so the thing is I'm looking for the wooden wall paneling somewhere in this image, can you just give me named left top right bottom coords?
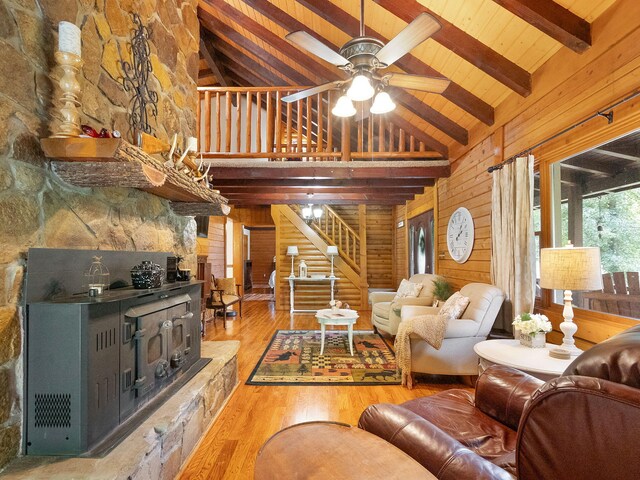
left=358, top=205, right=369, bottom=307
left=249, top=227, right=276, bottom=288
left=233, top=222, right=245, bottom=295
left=406, top=186, right=436, bottom=220
left=230, top=206, right=275, bottom=226
left=366, top=205, right=394, bottom=289
left=393, top=204, right=408, bottom=287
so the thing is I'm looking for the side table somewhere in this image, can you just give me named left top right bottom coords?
left=474, top=339, right=574, bottom=381
left=315, top=309, right=359, bottom=355
left=254, top=421, right=434, bottom=479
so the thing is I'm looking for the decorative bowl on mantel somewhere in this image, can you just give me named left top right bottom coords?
left=131, top=260, right=165, bottom=289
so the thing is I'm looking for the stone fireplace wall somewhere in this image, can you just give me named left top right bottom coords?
left=0, top=0, right=200, bottom=468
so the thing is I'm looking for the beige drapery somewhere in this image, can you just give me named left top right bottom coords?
left=490, top=154, right=536, bottom=332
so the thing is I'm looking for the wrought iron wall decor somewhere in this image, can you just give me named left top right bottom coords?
left=121, top=13, right=158, bottom=136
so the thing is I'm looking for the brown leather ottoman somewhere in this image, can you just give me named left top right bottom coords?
left=254, top=421, right=434, bottom=479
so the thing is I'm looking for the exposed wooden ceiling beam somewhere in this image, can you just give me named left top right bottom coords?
left=227, top=198, right=405, bottom=205
left=199, top=34, right=231, bottom=87
left=217, top=186, right=425, bottom=194
left=491, top=0, right=591, bottom=53
left=205, top=161, right=450, bottom=179
left=236, top=0, right=467, bottom=145
left=242, top=0, right=493, bottom=127
left=592, top=148, right=640, bottom=163
left=561, top=162, right=613, bottom=177
left=198, top=0, right=448, bottom=156
left=371, top=0, right=532, bottom=96
left=224, top=193, right=416, bottom=202
left=212, top=178, right=434, bottom=187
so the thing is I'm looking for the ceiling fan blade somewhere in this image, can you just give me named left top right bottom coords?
left=285, top=31, right=351, bottom=67
left=384, top=73, right=450, bottom=93
left=375, top=13, right=441, bottom=67
left=282, top=81, right=344, bottom=103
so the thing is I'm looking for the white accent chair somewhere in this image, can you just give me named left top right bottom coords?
left=400, top=283, right=505, bottom=376
left=370, top=274, right=442, bottom=336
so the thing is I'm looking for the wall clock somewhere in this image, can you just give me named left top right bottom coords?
left=447, top=207, right=474, bottom=263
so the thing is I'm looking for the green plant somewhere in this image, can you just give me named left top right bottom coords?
left=432, top=278, right=453, bottom=301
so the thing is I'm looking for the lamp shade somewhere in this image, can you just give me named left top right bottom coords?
left=313, top=206, right=323, bottom=219
left=286, top=246, right=299, bottom=256
left=347, top=74, right=375, bottom=101
left=327, top=246, right=339, bottom=256
left=370, top=91, right=396, bottom=114
left=332, top=95, right=356, bottom=117
left=540, top=245, right=603, bottom=291
left=301, top=205, right=312, bottom=219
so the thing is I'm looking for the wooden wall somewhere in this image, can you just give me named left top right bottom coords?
left=274, top=206, right=362, bottom=310
left=249, top=227, right=276, bottom=288
left=436, top=0, right=640, bottom=346
left=230, top=205, right=274, bottom=226
left=196, top=216, right=226, bottom=279
left=393, top=204, right=407, bottom=289
left=366, top=205, right=393, bottom=289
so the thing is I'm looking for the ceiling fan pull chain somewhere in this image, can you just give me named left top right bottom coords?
left=360, top=0, right=365, bottom=37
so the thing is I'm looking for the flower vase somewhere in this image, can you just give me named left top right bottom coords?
left=513, top=327, right=521, bottom=340
left=520, top=332, right=546, bottom=348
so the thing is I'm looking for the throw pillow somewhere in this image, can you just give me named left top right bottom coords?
left=439, top=291, right=470, bottom=320
left=394, top=279, right=424, bottom=302
left=216, top=277, right=237, bottom=296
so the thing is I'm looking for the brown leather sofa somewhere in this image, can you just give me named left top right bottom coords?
left=358, top=325, right=640, bottom=479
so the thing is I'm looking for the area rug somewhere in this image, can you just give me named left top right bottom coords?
left=247, top=330, right=401, bottom=385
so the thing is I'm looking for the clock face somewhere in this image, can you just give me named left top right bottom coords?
left=447, top=207, right=474, bottom=263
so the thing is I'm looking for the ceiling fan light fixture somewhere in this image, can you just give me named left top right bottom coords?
left=347, top=74, right=375, bottom=101
left=332, top=95, right=356, bottom=117
left=370, top=91, right=396, bottom=114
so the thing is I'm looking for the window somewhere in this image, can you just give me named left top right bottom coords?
left=550, top=131, right=640, bottom=320
left=533, top=172, right=541, bottom=298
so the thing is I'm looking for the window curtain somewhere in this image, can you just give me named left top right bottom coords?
left=490, top=154, right=536, bottom=332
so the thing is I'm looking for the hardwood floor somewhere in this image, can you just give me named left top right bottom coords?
left=179, top=300, right=465, bottom=479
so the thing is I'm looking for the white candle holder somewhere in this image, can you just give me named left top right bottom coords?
left=52, top=51, right=83, bottom=137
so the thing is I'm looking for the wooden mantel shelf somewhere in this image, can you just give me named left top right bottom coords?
left=41, top=137, right=230, bottom=217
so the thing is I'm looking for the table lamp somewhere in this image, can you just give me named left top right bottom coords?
left=327, top=246, right=339, bottom=278
left=287, top=246, right=299, bottom=278
left=539, top=242, right=603, bottom=355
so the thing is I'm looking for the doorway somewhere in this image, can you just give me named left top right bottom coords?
left=408, top=210, right=435, bottom=276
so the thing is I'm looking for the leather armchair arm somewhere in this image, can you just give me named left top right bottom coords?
left=358, top=403, right=513, bottom=480
left=475, top=365, right=544, bottom=431
left=369, top=291, right=396, bottom=305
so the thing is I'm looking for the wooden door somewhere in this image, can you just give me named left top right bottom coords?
left=408, top=210, right=435, bottom=276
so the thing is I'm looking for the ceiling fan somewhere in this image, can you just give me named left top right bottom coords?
left=282, top=0, right=451, bottom=117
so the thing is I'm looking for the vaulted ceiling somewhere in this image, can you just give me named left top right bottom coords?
left=196, top=0, right=617, bottom=204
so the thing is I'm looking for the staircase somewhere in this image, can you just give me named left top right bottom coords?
left=273, top=205, right=368, bottom=309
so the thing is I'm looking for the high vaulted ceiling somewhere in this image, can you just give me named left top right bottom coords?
left=196, top=0, right=618, bottom=204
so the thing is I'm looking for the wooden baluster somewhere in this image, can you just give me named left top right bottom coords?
left=367, top=116, right=373, bottom=153
left=420, top=141, right=426, bottom=152
left=341, top=117, right=351, bottom=161
left=286, top=100, right=293, bottom=157
left=266, top=92, right=275, bottom=154
left=332, top=214, right=335, bottom=243
left=353, top=236, right=357, bottom=264
left=245, top=91, right=252, bottom=153
left=197, top=91, right=202, bottom=151
left=357, top=119, right=363, bottom=153
left=306, top=96, right=312, bottom=160
left=410, top=134, right=415, bottom=152
left=327, top=92, right=333, bottom=159
left=389, top=122, right=395, bottom=153
left=339, top=225, right=342, bottom=252
left=215, top=92, right=221, bottom=152
left=297, top=99, right=303, bottom=154
left=236, top=92, right=242, bottom=152
left=256, top=91, right=262, bottom=152
left=317, top=93, right=323, bottom=160
left=399, top=128, right=405, bottom=153
left=203, top=91, right=211, bottom=152
left=346, top=230, right=350, bottom=259
left=225, top=92, right=232, bottom=152
left=378, top=114, right=384, bottom=153
left=275, top=91, right=282, bottom=154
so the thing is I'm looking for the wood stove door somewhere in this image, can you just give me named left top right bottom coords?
left=166, top=302, right=193, bottom=372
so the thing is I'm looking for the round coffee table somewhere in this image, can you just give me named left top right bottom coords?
left=474, top=339, right=574, bottom=381
left=254, top=421, right=434, bottom=479
left=315, top=308, right=359, bottom=355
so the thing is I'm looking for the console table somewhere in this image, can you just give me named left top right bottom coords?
left=288, top=276, right=339, bottom=313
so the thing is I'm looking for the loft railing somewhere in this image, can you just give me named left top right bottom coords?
left=197, top=86, right=438, bottom=161
left=292, top=204, right=360, bottom=272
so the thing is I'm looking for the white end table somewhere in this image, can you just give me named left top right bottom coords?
left=315, top=308, right=359, bottom=356
left=474, top=339, right=575, bottom=381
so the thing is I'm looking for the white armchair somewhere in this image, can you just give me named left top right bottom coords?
left=370, top=274, right=442, bottom=336
left=400, top=283, right=505, bottom=376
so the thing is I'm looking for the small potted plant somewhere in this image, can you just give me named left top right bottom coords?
left=512, top=313, right=552, bottom=348
left=432, top=278, right=453, bottom=307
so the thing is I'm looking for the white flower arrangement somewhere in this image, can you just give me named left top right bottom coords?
left=329, top=299, right=343, bottom=309
left=512, top=313, right=552, bottom=335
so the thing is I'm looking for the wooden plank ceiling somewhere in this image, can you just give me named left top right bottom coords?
left=196, top=0, right=616, bottom=205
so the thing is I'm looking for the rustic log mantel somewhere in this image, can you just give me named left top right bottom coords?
left=41, top=137, right=230, bottom=216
